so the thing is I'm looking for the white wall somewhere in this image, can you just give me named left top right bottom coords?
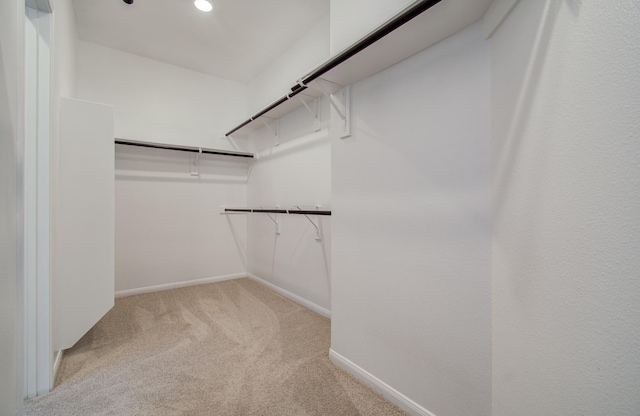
left=491, top=1, right=640, bottom=415
left=76, top=41, right=250, bottom=293
left=52, top=0, right=78, bottom=179
left=331, top=22, right=492, bottom=416
left=77, top=40, right=247, bottom=149
left=243, top=16, right=332, bottom=315
left=52, top=0, right=79, bottom=240
left=246, top=99, right=332, bottom=315
left=247, top=14, right=329, bottom=114
left=115, top=145, right=249, bottom=292
left=0, top=0, right=23, bottom=413
left=52, top=0, right=77, bottom=99
left=330, top=0, right=412, bottom=54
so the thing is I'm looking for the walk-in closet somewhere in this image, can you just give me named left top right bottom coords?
left=2, top=0, right=639, bottom=415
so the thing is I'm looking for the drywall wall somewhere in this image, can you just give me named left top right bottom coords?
left=331, top=22, right=491, bottom=416
left=330, top=0, right=412, bottom=54
left=247, top=14, right=329, bottom=114
left=52, top=0, right=77, bottom=99
left=52, top=0, right=79, bottom=233
left=246, top=99, right=332, bottom=315
left=243, top=17, right=332, bottom=314
left=0, top=0, right=22, bottom=413
left=76, top=41, right=250, bottom=293
left=491, top=1, right=640, bottom=415
left=114, top=145, right=249, bottom=293
left=76, top=40, right=247, bottom=149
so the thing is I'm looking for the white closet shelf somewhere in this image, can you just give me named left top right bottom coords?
left=222, top=207, right=331, bottom=216
left=225, top=0, right=493, bottom=137
left=115, top=138, right=254, bottom=159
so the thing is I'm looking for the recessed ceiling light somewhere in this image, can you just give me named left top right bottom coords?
left=194, top=0, right=213, bottom=12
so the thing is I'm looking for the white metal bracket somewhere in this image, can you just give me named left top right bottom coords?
left=261, top=118, right=279, bottom=147
left=262, top=206, right=281, bottom=235
left=190, top=148, right=202, bottom=176
left=300, top=96, right=321, bottom=132
left=298, top=206, right=323, bottom=241
left=332, top=86, right=351, bottom=139
left=306, top=78, right=350, bottom=139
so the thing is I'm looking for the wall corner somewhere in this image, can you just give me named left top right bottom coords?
left=482, top=0, right=520, bottom=39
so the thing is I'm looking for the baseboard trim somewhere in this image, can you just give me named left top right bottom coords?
left=329, top=349, right=437, bottom=416
left=246, top=273, right=331, bottom=319
left=52, top=350, right=64, bottom=388
left=115, top=273, right=245, bottom=298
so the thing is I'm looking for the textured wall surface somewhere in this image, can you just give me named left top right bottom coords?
left=492, top=1, right=640, bottom=415
left=332, top=22, right=492, bottom=416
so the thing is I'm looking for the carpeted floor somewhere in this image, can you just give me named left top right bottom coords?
left=25, top=278, right=406, bottom=415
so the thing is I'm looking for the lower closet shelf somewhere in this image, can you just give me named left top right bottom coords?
left=222, top=208, right=331, bottom=216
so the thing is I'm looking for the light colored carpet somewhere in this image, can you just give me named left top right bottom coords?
left=25, top=278, right=406, bottom=415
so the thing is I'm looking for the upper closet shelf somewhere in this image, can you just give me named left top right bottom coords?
left=225, top=0, right=493, bottom=137
left=115, top=138, right=254, bottom=159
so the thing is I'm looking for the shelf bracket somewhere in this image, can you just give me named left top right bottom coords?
left=190, top=147, right=202, bottom=176
left=300, top=96, right=321, bottom=132
left=262, top=206, right=281, bottom=235
left=308, top=79, right=350, bottom=139
left=332, top=86, right=351, bottom=139
left=297, top=206, right=322, bottom=241
left=261, top=118, right=279, bottom=146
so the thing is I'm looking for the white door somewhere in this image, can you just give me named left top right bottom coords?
left=54, top=98, right=115, bottom=351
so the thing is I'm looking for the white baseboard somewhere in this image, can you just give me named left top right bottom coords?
left=52, top=350, right=64, bottom=388
left=114, top=273, right=245, bottom=298
left=246, top=273, right=331, bottom=319
left=329, top=349, right=437, bottom=416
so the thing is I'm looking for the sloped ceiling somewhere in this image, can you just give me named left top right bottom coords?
left=72, top=0, right=330, bottom=83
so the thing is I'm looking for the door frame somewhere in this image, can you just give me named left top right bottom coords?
left=23, top=0, right=53, bottom=398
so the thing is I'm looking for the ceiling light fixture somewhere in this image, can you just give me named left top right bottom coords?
left=194, top=0, right=213, bottom=12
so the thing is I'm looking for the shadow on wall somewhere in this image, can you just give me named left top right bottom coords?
left=494, top=0, right=566, bottom=221
left=288, top=215, right=331, bottom=291
left=255, top=129, right=329, bottom=162
left=493, top=0, right=589, bottom=305
left=493, top=0, right=582, bottom=218
left=226, top=215, right=247, bottom=269
left=249, top=97, right=330, bottom=154
left=247, top=213, right=331, bottom=303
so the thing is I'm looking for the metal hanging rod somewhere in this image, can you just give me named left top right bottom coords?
left=291, top=0, right=442, bottom=92
left=224, top=0, right=442, bottom=137
left=224, top=208, right=331, bottom=216
left=115, top=138, right=254, bottom=159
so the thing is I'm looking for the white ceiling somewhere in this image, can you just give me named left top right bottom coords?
left=72, top=0, right=329, bottom=84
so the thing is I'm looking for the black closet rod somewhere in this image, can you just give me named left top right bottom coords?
left=225, top=0, right=442, bottom=138
left=115, top=138, right=254, bottom=159
left=226, top=93, right=303, bottom=137
left=225, top=208, right=331, bottom=216
left=291, top=0, right=443, bottom=91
